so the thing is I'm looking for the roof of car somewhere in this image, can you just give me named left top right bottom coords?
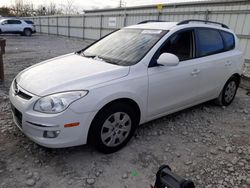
left=126, top=22, right=178, bottom=30
left=0, top=18, right=21, bottom=21
left=125, top=20, right=231, bottom=32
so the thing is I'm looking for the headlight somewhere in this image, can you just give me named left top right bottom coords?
left=34, top=91, right=88, bottom=113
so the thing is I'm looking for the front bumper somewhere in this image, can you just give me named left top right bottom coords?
left=9, top=82, right=96, bottom=148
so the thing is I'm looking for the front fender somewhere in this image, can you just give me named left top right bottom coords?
left=69, top=76, right=148, bottom=124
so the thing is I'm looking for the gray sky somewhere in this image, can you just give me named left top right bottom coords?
left=0, top=0, right=207, bottom=10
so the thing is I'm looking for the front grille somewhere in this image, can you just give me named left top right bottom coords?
left=13, top=79, right=32, bottom=100
left=11, top=104, right=23, bottom=128
left=17, top=90, right=32, bottom=100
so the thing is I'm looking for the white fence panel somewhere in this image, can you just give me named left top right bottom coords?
left=24, top=0, right=250, bottom=62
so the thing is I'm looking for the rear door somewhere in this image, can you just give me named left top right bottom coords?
left=8, top=20, right=23, bottom=32
left=193, top=28, right=232, bottom=100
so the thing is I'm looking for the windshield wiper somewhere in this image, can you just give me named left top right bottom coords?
left=97, top=56, right=120, bottom=65
left=81, top=53, right=96, bottom=58
left=80, top=52, right=120, bottom=65
left=78, top=51, right=95, bottom=58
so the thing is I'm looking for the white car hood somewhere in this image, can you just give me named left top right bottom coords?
left=16, top=53, right=129, bottom=96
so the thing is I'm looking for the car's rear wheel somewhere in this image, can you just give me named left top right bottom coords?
left=23, top=28, right=32, bottom=36
left=216, top=76, right=239, bottom=106
left=89, top=103, right=138, bottom=153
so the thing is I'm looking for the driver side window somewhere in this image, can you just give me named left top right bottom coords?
left=160, top=30, right=194, bottom=61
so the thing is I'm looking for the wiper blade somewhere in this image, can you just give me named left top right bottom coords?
left=98, top=56, right=120, bottom=65
left=80, top=52, right=120, bottom=65
left=82, top=54, right=109, bottom=63
left=80, top=52, right=96, bottom=58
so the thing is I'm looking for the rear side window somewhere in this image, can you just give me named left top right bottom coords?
left=196, top=28, right=224, bottom=57
left=25, top=20, right=34, bottom=24
left=220, top=31, right=235, bottom=51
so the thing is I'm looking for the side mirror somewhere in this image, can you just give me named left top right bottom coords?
left=157, top=53, right=179, bottom=66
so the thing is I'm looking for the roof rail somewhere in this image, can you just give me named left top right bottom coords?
left=137, top=20, right=165, bottom=24
left=177, top=19, right=229, bottom=29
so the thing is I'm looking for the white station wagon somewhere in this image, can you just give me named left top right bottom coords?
left=10, top=20, right=244, bottom=153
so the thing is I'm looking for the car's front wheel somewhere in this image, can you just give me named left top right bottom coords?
left=216, top=76, right=239, bottom=106
left=89, top=103, right=138, bottom=153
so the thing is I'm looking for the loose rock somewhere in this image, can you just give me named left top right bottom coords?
left=26, top=179, right=36, bottom=186
left=184, top=161, right=192, bottom=165
left=246, top=178, right=250, bottom=185
left=33, top=172, right=40, bottom=181
left=225, top=146, right=233, bottom=153
left=86, top=178, right=95, bottom=185
left=210, top=149, right=218, bottom=155
left=122, top=173, right=128, bottom=179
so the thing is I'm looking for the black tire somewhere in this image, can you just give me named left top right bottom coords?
left=23, top=28, right=32, bottom=36
left=88, top=103, right=138, bottom=154
left=216, top=76, right=239, bottom=106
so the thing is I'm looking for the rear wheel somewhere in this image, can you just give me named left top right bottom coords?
left=23, top=28, right=32, bottom=36
left=88, top=103, right=138, bottom=153
left=216, top=76, right=239, bottom=106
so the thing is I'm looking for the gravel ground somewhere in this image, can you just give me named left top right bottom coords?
left=0, top=34, right=250, bottom=188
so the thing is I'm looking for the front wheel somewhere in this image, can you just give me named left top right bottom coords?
left=88, top=103, right=138, bottom=153
left=216, top=76, right=239, bottom=106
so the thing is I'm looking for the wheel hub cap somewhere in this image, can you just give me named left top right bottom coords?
left=101, top=112, right=132, bottom=147
left=224, top=81, right=237, bottom=103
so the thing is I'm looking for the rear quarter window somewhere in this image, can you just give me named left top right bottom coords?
left=220, top=31, right=235, bottom=51
left=24, top=20, right=34, bottom=24
left=196, top=28, right=224, bottom=57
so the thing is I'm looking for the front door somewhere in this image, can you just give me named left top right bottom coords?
left=2, top=20, right=22, bottom=32
left=0, top=20, right=10, bottom=32
left=147, top=29, right=201, bottom=119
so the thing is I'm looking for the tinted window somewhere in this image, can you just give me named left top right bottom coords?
left=7, top=20, right=21, bottom=24
left=196, top=28, right=224, bottom=57
left=25, top=20, right=34, bottom=24
left=221, top=31, right=235, bottom=51
left=159, top=30, right=194, bottom=61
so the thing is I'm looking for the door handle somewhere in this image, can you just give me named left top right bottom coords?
left=191, top=69, right=200, bottom=76
left=225, top=61, right=232, bottom=66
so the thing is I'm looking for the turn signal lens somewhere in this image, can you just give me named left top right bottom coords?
left=64, top=122, right=80, bottom=128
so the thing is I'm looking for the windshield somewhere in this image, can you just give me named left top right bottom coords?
left=79, top=29, right=167, bottom=66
